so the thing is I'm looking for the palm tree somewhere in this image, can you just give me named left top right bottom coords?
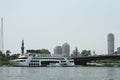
left=6, top=50, right=11, bottom=60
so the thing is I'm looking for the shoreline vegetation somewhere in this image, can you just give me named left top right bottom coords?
left=88, top=63, right=120, bottom=67
left=0, top=51, right=20, bottom=66
left=88, top=60, right=120, bottom=67
left=0, top=53, right=10, bottom=66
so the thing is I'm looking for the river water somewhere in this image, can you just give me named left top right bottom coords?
left=0, top=67, right=120, bottom=80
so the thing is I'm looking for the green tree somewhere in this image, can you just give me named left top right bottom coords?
left=27, top=49, right=51, bottom=54
left=80, top=50, right=91, bottom=56
left=40, top=49, right=51, bottom=54
left=6, top=50, right=11, bottom=60
left=10, top=54, right=20, bottom=60
left=0, top=50, right=3, bottom=54
left=0, top=51, right=9, bottom=66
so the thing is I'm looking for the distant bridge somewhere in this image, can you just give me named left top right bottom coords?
left=72, top=55, right=120, bottom=66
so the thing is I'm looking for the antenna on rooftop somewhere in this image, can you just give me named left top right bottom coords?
left=1, top=17, right=4, bottom=53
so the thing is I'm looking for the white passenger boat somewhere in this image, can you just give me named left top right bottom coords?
left=9, top=53, right=75, bottom=67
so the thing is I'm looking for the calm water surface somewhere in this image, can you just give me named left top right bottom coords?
left=0, top=67, right=120, bottom=80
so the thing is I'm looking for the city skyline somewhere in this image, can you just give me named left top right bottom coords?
left=0, top=0, right=120, bottom=54
left=54, top=43, right=70, bottom=57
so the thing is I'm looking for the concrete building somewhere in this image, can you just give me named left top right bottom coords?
left=62, top=43, right=70, bottom=57
left=117, top=47, right=120, bottom=54
left=107, top=33, right=114, bottom=55
left=54, top=46, right=62, bottom=55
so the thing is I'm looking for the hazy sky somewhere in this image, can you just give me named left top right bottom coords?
left=0, top=0, right=120, bottom=54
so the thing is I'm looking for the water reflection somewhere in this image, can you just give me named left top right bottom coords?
left=107, top=68, right=115, bottom=80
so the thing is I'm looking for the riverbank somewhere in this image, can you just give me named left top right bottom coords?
left=87, top=63, right=120, bottom=67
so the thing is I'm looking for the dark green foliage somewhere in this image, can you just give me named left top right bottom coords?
left=80, top=50, right=91, bottom=56
left=90, top=60, right=120, bottom=67
left=0, top=50, right=20, bottom=66
left=6, top=50, right=11, bottom=60
left=95, top=60, right=120, bottom=63
left=10, top=54, right=20, bottom=60
left=40, top=49, right=51, bottom=54
left=27, top=49, right=51, bottom=54
left=0, top=52, right=9, bottom=66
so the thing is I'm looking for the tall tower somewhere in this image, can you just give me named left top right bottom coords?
left=73, top=47, right=79, bottom=56
left=0, top=17, right=4, bottom=53
left=107, top=33, right=114, bottom=55
left=62, top=43, right=70, bottom=57
left=21, top=40, right=24, bottom=55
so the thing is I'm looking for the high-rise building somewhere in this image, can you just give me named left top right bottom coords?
left=54, top=46, right=62, bottom=55
left=117, top=47, right=120, bottom=54
left=107, top=33, right=114, bottom=55
left=62, top=43, right=70, bottom=57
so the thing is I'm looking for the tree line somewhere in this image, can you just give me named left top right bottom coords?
left=26, top=49, right=50, bottom=54
left=71, top=48, right=91, bottom=57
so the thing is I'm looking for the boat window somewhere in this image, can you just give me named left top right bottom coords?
left=18, top=57, right=28, bottom=59
left=61, top=61, right=66, bottom=62
left=16, top=60, right=25, bottom=62
left=30, top=60, right=39, bottom=62
left=29, top=63, right=39, bottom=66
left=67, top=58, right=73, bottom=60
left=69, top=61, right=74, bottom=62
